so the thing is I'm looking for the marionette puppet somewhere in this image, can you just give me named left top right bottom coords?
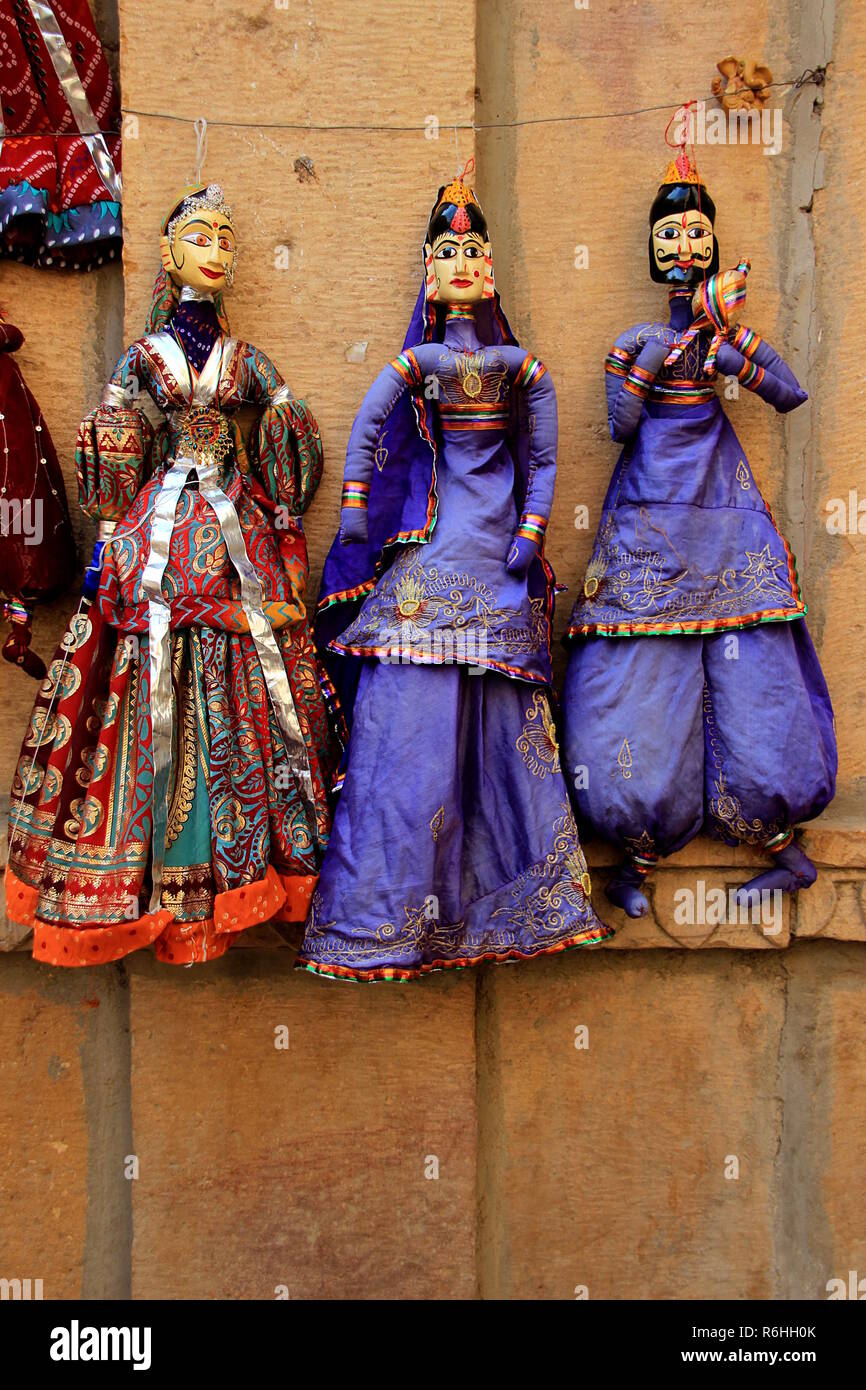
left=0, top=0, right=122, bottom=269
left=297, top=160, right=612, bottom=982
left=6, top=182, right=334, bottom=965
left=0, top=307, right=76, bottom=676
left=563, top=153, right=836, bottom=917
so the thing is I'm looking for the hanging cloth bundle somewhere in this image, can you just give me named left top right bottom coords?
left=664, top=259, right=752, bottom=375
left=0, top=0, right=122, bottom=268
left=0, top=313, right=75, bottom=676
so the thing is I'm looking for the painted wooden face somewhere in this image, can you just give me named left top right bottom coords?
left=650, top=208, right=714, bottom=285
left=427, top=230, right=490, bottom=303
left=161, top=209, right=237, bottom=294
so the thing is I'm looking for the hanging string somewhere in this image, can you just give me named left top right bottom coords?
left=192, top=116, right=208, bottom=184
left=662, top=97, right=707, bottom=292
left=124, top=70, right=824, bottom=132
left=10, top=70, right=825, bottom=139
left=1, top=67, right=813, bottom=138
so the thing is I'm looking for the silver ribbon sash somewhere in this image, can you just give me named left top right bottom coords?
left=140, top=456, right=318, bottom=913
left=26, top=1, right=123, bottom=202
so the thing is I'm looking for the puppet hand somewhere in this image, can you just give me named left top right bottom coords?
left=1, top=609, right=46, bottom=680
left=506, top=535, right=538, bottom=577
left=82, top=540, right=107, bottom=601
left=713, top=341, right=747, bottom=379
left=637, top=338, right=672, bottom=372
left=340, top=507, right=368, bottom=545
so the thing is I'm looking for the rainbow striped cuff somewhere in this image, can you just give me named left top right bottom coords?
left=390, top=349, right=422, bottom=387
left=604, top=346, right=632, bottom=379
left=737, top=359, right=765, bottom=391
left=516, top=513, right=548, bottom=545
left=765, top=827, right=794, bottom=854
left=516, top=354, right=546, bottom=390
left=341, top=479, right=370, bottom=510
left=731, top=324, right=762, bottom=359
left=623, top=363, right=656, bottom=400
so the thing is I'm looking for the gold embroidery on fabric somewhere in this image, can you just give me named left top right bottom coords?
left=25, top=706, right=55, bottom=747
left=430, top=806, right=445, bottom=842
left=583, top=550, right=607, bottom=598
left=160, top=863, right=215, bottom=919
left=191, top=520, right=229, bottom=579
left=67, top=794, right=104, bottom=839
left=736, top=459, right=751, bottom=491
left=43, top=658, right=80, bottom=700
left=303, top=806, right=598, bottom=966
left=166, top=656, right=198, bottom=850
left=60, top=613, right=92, bottom=653
left=624, top=829, right=657, bottom=859
left=42, top=766, right=62, bottom=803
left=708, top=772, right=775, bottom=846
left=436, top=349, right=509, bottom=406
left=703, top=685, right=782, bottom=846
left=375, top=432, right=389, bottom=472
left=455, top=351, right=484, bottom=399
left=616, top=738, right=633, bottom=780
left=341, top=547, right=548, bottom=658
left=53, top=714, right=72, bottom=750
left=13, top=757, right=43, bottom=798
left=576, top=507, right=798, bottom=624
left=517, top=690, right=560, bottom=778
left=490, top=806, right=594, bottom=935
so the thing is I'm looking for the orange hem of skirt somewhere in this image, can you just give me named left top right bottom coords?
left=295, top=921, right=615, bottom=983
left=7, top=865, right=318, bottom=968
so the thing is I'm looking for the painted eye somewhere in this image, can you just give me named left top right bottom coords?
left=657, top=227, right=679, bottom=240
left=218, top=237, right=234, bottom=252
left=463, top=244, right=483, bottom=258
left=688, top=227, right=708, bottom=239
left=435, top=245, right=457, bottom=259
left=182, top=233, right=211, bottom=248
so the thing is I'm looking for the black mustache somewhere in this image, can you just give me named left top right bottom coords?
left=655, top=247, right=714, bottom=265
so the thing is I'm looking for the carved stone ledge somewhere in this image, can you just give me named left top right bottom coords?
left=1, top=812, right=864, bottom=957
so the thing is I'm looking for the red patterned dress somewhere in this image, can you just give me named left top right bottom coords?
left=6, top=292, right=335, bottom=965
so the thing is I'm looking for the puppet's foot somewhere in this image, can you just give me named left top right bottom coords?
left=605, top=862, right=650, bottom=918
left=736, top=840, right=817, bottom=904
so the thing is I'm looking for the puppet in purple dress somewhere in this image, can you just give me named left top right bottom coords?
left=563, top=154, right=836, bottom=917
left=297, top=162, right=612, bottom=980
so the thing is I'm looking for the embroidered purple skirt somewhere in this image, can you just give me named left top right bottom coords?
left=562, top=619, right=836, bottom=859
left=296, top=661, right=612, bottom=980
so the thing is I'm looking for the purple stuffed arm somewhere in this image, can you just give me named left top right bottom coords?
left=715, top=335, right=807, bottom=414
left=605, top=333, right=671, bottom=443
left=340, top=352, right=418, bottom=544
left=506, top=357, right=557, bottom=576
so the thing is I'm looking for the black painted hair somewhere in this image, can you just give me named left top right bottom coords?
left=427, top=193, right=489, bottom=245
left=649, top=180, right=717, bottom=228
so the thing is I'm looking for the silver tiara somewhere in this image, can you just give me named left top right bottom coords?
left=167, top=183, right=235, bottom=247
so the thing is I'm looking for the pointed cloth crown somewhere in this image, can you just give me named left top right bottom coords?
left=660, top=151, right=705, bottom=187
left=432, top=158, right=483, bottom=232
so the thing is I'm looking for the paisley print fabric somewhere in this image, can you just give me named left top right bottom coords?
left=7, top=316, right=334, bottom=965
